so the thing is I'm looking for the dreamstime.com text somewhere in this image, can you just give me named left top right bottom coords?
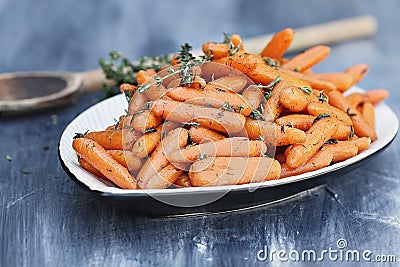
left=257, top=239, right=397, bottom=263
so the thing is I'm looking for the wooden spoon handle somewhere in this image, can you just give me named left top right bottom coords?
left=79, top=69, right=115, bottom=93
left=243, top=15, right=377, bottom=54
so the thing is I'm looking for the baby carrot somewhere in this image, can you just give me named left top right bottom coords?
left=150, top=99, right=246, bottom=134
left=131, top=126, right=162, bottom=158
left=202, top=42, right=230, bottom=59
left=174, top=172, right=192, bottom=187
left=347, top=137, right=371, bottom=153
left=309, top=72, right=353, bottom=92
left=107, top=150, right=144, bottom=172
left=260, top=28, right=295, bottom=59
left=214, top=51, right=260, bottom=74
left=320, top=142, right=358, bottom=162
left=346, top=92, right=363, bottom=108
left=331, top=123, right=353, bottom=141
left=242, top=85, right=264, bottom=110
left=120, top=83, right=137, bottom=95
left=275, top=114, right=315, bottom=131
left=128, top=91, right=150, bottom=115
left=136, top=69, right=168, bottom=100
left=84, top=130, right=123, bottom=150
left=344, top=64, right=369, bottom=86
left=363, top=89, right=389, bottom=104
left=307, top=102, right=353, bottom=125
left=280, top=68, right=337, bottom=92
left=279, top=86, right=319, bottom=113
left=167, top=86, right=252, bottom=116
left=78, top=158, right=105, bottom=179
left=263, top=80, right=290, bottom=121
left=361, top=101, right=375, bottom=129
left=281, top=45, right=330, bottom=72
left=245, top=118, right=307, bottom=146
left=286, top=117, right=339, bottom=168
left=189, top=126, right=225, bottom=144
left=189, top=157, right=281, bottom=186
left=137, top=128, right=188, bottom=189
left=280, top=150, right=333, bottom=178
left=72, top=138, right=137, bottom=189
left=327, top=90, right=377, bottom=141
left=130, top=111, right=163, bottom=133
left=209, top=75, right=248, bottom=93
left=169, top=137, right=267, bottom=163
left=143, top=164, right=183, bottom=189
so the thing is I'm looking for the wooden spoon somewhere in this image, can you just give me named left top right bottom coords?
left=0, top=15, right=377, bottom=115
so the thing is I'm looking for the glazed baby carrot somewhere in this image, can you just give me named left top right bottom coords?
left=347, top=137, right=371, bottom=153
left=331, top=123, right=353, bottom=140
left=260, top=28, right=295, bottom=59
left=161, top=120, right=182, bottom=134
left=346, top=92, right=363, bottom=108
left=107, top=150, right=144, bottom=172
left=245, top=118, right=307, bottom=146
left=137, top=128, right=188, bottom=189
left=189, top=157, right=281, bottom=186
left=279, top=68, right=337, bottom=92
left=246, top=63, right=311, bottom=88
left=167, top=86, right=252, bottom=116
left=72, top=138, right=137, bottom=189
left=78, top=157, right=105, bottom=179
left=307, top=102, right=353, bottom=125
left=230, top=34, right=242, bottom=48
left=263, top=80, right=290, bottom=120
left=122, top=128, right=143, bottom=151
left=275, top=114, right=315, bottom=131
left=344, top=64, right=369, bottom=86
left=209, top=75, right=248, bottom=93
left=309, top=72, right=353, bottom=92
left=150, top=99, right=246, bottom=134
left=174, top=172, right=192, bottom=187
left=327, top=90, right=377, bottom=141
left=143, top=163, right=183, bottom=189
left=130, top=110, right=163, bottom=133
left=120, top=83, right=137, bottom=95
left=320, top=142, right=358, bottom=162
left=363, top=89, right=389, bottom=104
left=241, top=85, right=264, bottom=110
left=169, top=137, right=267, bottom=163
left=128, top=91, right=150, bottom=115
left=286, top=117, right=339, bottom=168
left=189, top=126, right=225, bottom=144
left=84, top=130, right=123, bottom=150
left=136, top=69, right=168, bottom=100
left=131, top=126, right=162, bottom=158
left=280, top=149, right=334, bottom=178
left=214, top=51, right=260, bottom=74
left=279, top=86, right=319, bottom=113
left=281, top=45, right=330, bottom=72
left=202, top=42, right=230, bottom=59
left=361, top=101, right=375, bottom=129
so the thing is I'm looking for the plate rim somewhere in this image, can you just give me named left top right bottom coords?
left=59, top=87, right=399, bottom=197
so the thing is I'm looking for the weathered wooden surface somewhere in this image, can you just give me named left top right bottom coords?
left=1, top=1, right=399, bottom=266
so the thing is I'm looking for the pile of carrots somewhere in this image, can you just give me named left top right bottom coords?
left=72, top=28, right=389, bottom=189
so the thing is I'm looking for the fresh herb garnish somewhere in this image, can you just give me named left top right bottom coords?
left=143, top=127, right=156, bottom=134
left=186, top=121, right=200, bottom=128
left=233, top=105, right=244, bottom=113
left=325, top=139, right=338, bottom=144
left=349, top=125, right=355, bottom=139
left=73, top=131, right=89, bottom=139
left=313, top=113, right=331, bottom=123
left=257, top=135, right=265, bottom=142
left=257, top=75, right=281, bottom=100
left=99, top=51, right=170, bottom=99
left=222, top=102, right=232, bottom=110
left=249, top=110, right=266, bottom=121
left=317, top=91, right=329, bottom=103
left=300, top=86, right=312, bottom=95
left=346, top=108, right=357, bottom=117
left=223, top=32, right=231, bottom=44
left=197, top=153, right=209, bottom=160
left=263, top=57, right=279, bottom=68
